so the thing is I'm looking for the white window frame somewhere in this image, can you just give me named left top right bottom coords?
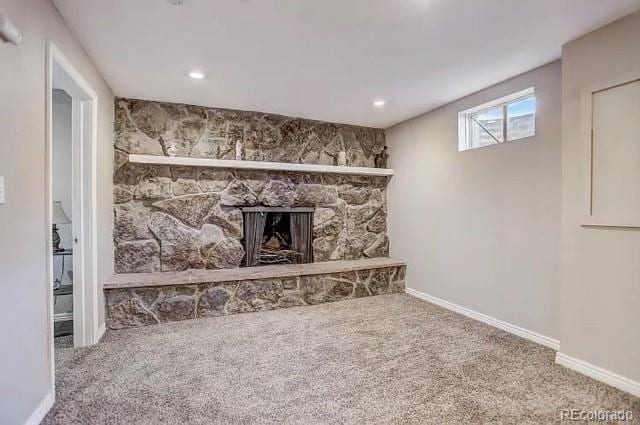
left=458, top=87, right=536, bottom=151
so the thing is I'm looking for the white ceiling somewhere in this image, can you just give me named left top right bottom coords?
left=53, top=0, right=640, bottom=128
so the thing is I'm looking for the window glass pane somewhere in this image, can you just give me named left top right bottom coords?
left=458, top=88, right=535, bottom=151
left=507, top=96, right=535, bottom=141
left=469, top=106, right=504, bottom=148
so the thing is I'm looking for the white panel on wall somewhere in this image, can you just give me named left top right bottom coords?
left=584, top=78, right=640, bottom=227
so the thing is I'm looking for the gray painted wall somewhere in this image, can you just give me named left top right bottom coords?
left=560, top=10, right=640, bottom=383
left=0, top=0, right=114, bottom=423
left=387, top=61, right=562, bottom=341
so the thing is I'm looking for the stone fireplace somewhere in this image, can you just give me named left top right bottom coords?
left=242, top=207, right=314, bottom=267
left=113, top=98, right=390, bottom=273
left=106, top=98, right=405, bottom=330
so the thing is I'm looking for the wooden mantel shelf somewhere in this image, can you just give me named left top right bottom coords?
left=128, top=154, right=394, bottom=177
left=104, top=258, right=406, bottom=290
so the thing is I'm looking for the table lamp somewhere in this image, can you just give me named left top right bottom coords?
left=52, top=201, right=71, bottom=252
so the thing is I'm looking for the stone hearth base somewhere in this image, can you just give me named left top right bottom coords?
left=105, top=265, right=405, bottom=329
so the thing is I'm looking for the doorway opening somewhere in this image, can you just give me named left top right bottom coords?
left=52, top=89, right=74, bottom=340
left=45, top=41, right=100, bottom=392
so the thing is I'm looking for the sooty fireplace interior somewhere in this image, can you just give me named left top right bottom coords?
left=242, top=207, right=314, bottom=267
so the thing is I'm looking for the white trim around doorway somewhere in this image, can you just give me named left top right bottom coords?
left=45, top=40, right=101, bottom=397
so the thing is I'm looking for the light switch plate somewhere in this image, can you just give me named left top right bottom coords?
left=0, top=176, right=5, bottom=204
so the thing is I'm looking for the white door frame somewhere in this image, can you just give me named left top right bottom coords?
left=45, top=40, right=100, bottom=389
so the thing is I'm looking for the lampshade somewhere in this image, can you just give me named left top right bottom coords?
left=52, top=201, right=71, bottom=224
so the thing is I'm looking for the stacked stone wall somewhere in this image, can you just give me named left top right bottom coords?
left=114, top=99, right=390, bottom=272
left=106, top=265, right=406, bottom=329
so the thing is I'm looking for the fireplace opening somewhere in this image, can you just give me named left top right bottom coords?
left=242, top=207, right=314, bottom=267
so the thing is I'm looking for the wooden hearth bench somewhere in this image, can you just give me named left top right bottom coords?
left=104, top=258, right=406, bottom=329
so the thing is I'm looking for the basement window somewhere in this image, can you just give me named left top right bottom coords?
left=458, top=87, right=536, bottom=151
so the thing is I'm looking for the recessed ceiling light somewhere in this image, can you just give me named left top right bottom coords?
left=189, top=70, right=205, bottom=80
left=373, top=100, right=386, bottom=108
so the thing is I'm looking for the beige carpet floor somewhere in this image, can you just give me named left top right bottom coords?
left=44, top=294, right=639, bottom=424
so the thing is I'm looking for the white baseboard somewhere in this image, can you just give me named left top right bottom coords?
left=24, top=392, right=54, bottom=425
left=405, top=287, right=560, bottom=350
left=555, top=352, right=640, bottom=398
left=95, top=322, right=106, bottom=343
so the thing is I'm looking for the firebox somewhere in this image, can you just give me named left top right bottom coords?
left=241, top=207, right=314, bottom=267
